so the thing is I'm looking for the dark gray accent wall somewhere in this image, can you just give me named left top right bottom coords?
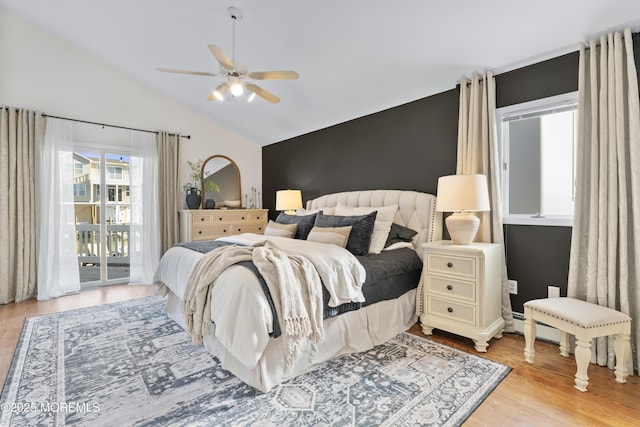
left=262, top=40, right=639, bottom=314
left=263, top=89, right=459, bottom=210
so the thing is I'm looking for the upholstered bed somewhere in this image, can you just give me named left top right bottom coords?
left=154, top=190, right=442, bottom=392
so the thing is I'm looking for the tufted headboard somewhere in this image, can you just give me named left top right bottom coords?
left=306, top=190, right=442, bottom=259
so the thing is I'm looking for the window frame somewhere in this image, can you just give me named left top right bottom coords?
left=496, top=92, right=578, bottom=227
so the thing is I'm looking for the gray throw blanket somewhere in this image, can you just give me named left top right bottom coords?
left=182, top=240, right=324, bottom=371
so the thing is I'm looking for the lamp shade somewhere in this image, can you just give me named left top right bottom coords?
left=435, top=174, right=490, bottom=212
left=276, top=189, right=303, bottom=213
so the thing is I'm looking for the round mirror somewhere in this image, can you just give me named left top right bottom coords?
left=201, top=155, right=242, bottom=208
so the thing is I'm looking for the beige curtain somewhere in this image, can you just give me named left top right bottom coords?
left=457, top=72, right=515, bottom=332
left=0, top=107, right=45, bottom=304
left=569, top=28, right=640, bottom=374
left=157, top=132, right=180, bottom=254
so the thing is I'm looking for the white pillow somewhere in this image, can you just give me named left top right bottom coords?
left=296, top=207, right=336, bottom=215
left=382, top=241, right=414, bottom=251
left=264, top=220, right=297, bottom=238
left=306, top=226, right=352, bottom=248
left=334, top=203, right=398, bottom=254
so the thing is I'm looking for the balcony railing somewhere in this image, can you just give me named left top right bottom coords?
left=76, top=224, right=130, bottom=266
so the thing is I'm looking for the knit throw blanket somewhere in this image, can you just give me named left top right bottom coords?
left=182, top=240, right=323, bottom=371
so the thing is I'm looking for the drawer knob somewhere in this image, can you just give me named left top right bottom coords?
left=198, top=231, right=202, bottom=234
left=446, top=285, right=453, bottom=291
left=200, top=217, right=204, bottom=221
left=223, top=229, right=227, bottom=233
left=219, top=217, right=223, bottom=221
left=238, top=228, right=241, bottom=232
left=241, top=216, right=245, bottom=220
left=447, top=307, right=453, bottom=313
left=447, top=262, right=453, bottom=268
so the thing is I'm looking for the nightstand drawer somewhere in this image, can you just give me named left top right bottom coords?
left=191, top=225, right=231, bottom=240
left=427, top=296, right=475, bottom=325
left=427, top=275, right=475, bottom=302
left=427, top=253, right=476, bottom=279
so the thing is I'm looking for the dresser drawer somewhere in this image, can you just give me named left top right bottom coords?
left=426, top=275, right=475, bottom=302
left=214, top=211, right=251, bottom=223
left=427, top=296, right=476, bottom=325
left=191, top=225, right=231, bottom=240
left=427, top=253, right=476, bottom=279
left=191, top=213, right=214, bottom=225
left=248, top=212, right=268, bottom=222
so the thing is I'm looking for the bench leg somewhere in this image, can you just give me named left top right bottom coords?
left=559, top=331, right=570, bottom=357
left=523, top=307, right=536, bottom=364
left=574, top=336, right=591, bottom=392
left=613, top=333, right=631, bottom=383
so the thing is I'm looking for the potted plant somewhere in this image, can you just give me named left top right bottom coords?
left=184, top=159, right=220, bottom=209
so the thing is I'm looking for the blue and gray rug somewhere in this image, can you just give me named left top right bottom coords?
left=1, top=296, right=510, bottom=426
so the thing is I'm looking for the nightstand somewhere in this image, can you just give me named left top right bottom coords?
left=420, top=240, right=505, bottom=352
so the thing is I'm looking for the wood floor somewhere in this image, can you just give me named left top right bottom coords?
left=1, top=285, right=639, bottom=426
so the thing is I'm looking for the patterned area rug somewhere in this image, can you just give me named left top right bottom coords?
left=1, top=296, right=510, bottom=426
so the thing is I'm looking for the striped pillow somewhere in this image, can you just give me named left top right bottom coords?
left=264, top=220, right=297, bottom=238
left=306, top=226, right=352, bottom=248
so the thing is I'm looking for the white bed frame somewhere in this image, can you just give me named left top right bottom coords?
left=164, top=190, right=441, bottom=392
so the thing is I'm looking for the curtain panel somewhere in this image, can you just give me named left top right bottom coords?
left=157, top=132, right=180, bottom=254
left=569, top=28, right=640, bottom=374
left=0, top=107, right=44, bottom=304
left=457, top=72, right=515, bottom=332
left=37, top=118, right=81, bottom=300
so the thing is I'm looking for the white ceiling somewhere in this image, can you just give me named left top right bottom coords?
left=3, top=0, right=640, bottom=146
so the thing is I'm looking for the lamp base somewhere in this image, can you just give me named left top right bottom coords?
left=446, top=212, right=480, bottom=245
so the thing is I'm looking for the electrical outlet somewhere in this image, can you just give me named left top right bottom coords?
left=548, top=285, right=560, bottom=298
left=508, top=279, right=518, bottom=295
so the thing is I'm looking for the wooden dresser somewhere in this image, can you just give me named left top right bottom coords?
left=178, top=209, right=269, bottom=242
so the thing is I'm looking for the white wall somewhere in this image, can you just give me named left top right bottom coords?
left=0, top=8, right=261, bottom=210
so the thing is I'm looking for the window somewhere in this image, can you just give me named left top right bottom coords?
left=74, top=162, right=84, bottom=176
left=73, top=183, right=86, bottom=197
left=497, top=92, right=577, bottom=226
left=107, top=166, right=123, bottom=180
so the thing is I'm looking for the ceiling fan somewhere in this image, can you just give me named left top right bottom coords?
left=156, top=6, right=299, bottom=104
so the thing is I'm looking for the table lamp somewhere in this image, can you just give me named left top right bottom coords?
left=435, top=174, right=490, bottom=245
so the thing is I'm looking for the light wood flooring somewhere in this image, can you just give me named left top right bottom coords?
left=1, top=285, right=639, bottom=426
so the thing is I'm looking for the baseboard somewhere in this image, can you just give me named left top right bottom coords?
left=512, top=311, right=560, bottom=344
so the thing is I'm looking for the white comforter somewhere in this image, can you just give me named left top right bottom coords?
left=153, top=233, right=366, bottom=370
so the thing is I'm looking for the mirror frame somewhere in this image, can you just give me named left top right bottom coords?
left=201, top=154, right=242, bottom=209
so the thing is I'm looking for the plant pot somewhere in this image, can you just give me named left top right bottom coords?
left=204, top=199, right=216, bottom=209
left=185, top=189, right=201, bottom=209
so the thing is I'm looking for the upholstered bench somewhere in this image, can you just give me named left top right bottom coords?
left=523, top=297, right=631, bottom=392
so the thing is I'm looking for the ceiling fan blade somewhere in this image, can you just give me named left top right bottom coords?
left=156, top=67, right=217, bottom=77
left=208, top=44, right=234, bottom=71
left=207, top=84, right=228, bottom=101
left=245, top=83, right=280, bottom=104
left=248, top=71, right=299, bottom=80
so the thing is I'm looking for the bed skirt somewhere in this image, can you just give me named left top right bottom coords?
left=165, top=288, right=418, bottom=392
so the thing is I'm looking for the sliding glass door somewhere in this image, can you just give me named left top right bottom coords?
left=74, top=149, right=131, bottom=287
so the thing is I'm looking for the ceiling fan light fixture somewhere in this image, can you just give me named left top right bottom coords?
left=229, top=76, right=244, bottom=96
left=212, top=84, right=228, bottom=101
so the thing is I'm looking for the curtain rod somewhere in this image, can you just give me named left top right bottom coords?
left=42, top=114, right=191, bottom=139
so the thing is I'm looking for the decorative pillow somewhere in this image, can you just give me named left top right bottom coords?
left=384, top=222, right=418, bottom=247
left=275, top=212, right=317, bottom=239
left=382, top=241, right=414, bottom=251
left=314, top=211, right=377, bottom=256
left=306, top=226, right=352, bottom=248
left=264, top=220, right=297, bottom=238
left=334, top=203, right=398, bottom=254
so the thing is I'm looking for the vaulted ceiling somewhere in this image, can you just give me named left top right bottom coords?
left=3, top=0, right=640, bottom=146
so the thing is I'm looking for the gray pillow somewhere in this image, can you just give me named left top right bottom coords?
left=275, top=212, right=317, bottom=240
left=314, top=211, right=377, bottom=256
left=384, top=223, right=418, bottom=247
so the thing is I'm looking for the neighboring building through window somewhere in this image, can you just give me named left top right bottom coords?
left=496, top=92, right=577, bottom=226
